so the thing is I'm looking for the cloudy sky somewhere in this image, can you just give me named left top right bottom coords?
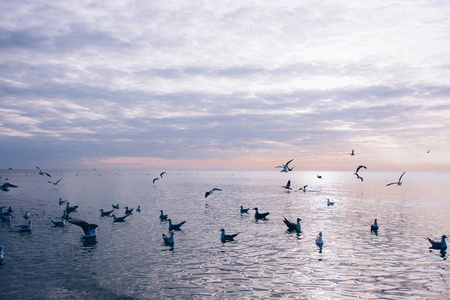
left=1, top=1, right=449, bottom=171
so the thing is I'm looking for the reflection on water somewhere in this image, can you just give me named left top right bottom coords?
left=1, top=170, right=450, bottom=299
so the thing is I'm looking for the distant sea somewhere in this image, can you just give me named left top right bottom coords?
left=1, top=169, right=449, bottom=299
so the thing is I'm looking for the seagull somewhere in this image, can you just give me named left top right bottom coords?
left=168, top=219, right=186, bottom=230
left=112, top=214, right=128, bottom=222
left=1, top=212, right=11, bottom=222
left=276, top=159, right=294, bottom=173
left=58, top=198, right=67, bottom=205
left=327, top=199, right=335, bottom=206
left=65, top=202, right=78, bottom=214
left=354, top=165, right=367, bottom=175
left=125, top=207, right=134, bottom=215
left=220, top=229, right=240, bottom=242
left=153, top=177, right=159, bottom=184
left=0, top=246, right=3, bottom=261
left=112, top=204, right=120, bottom=209
left=315, top=232, right=324, bottom=246
left=1, top=182, right=18, bottom=191
left=7, top=206, right=12, bottom=213
left=48, top=179, right=61, bottom=185
left=371, top=219, right=379, bottom=231
left=253, top=207, right=269, bottom=220
left=355, top=173, right=364, bottom=182
left=317, top=175, right=322, bottom=179
left=240, top=206, right=250, bottom=214
left=282, top=180, right=292, bottom=190
left=427, top=150, right=430, bottom=153
left=298, top=185, right=308, bottom=192
left=36, top=167, right=51, bottom=177
left=160, top=172, right=167, bottom=178
left=18, top=220, right=32, bottom=232
left=205, top=188, right=222, bottom=198
left=386, top=172, right=406, bottom=186
left=68, top=219, right=98, bottom=238
left=100, top=209, right=114, bottom=217
left=428, top=235, right=447, bottom=250
left=51, top=216, right=66, bottom=227
left=350, top=149, right=355, bottom=156
left=283, top=217, right=301, bottom=232
left=136, top=205, right=141, bottom=212
left=23, top=210, right=31, bottom=218
left=162, top=232, right=174, bottom=245
left=159, top=210, right=168, bottom=221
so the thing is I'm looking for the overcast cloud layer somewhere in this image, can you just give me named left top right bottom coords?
left=1, top=1, right=450, bottom=171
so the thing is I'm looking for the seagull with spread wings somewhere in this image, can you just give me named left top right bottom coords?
left=386, top=172, right=406, bottom=186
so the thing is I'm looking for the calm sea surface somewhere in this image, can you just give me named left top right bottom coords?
left=0, top=169, right=449, bottom=299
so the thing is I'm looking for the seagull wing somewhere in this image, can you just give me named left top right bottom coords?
left=398, top=172, right=406, bottom=182
left=285, top=159, right=294, bottom=167
left=69, top=219, right=98, bottom=235
left=386, top=182, right=396, bottom=186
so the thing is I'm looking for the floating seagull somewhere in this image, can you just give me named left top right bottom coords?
left=162, top=232, right=174, bottom=245
left=220, top=229, right=240, bottom=242
left=317, top=175, right=322, bottom=179
left=240, top=206, right=250, bottom=214
left=282, top=180, right=292, bottom=190
left=327, top=199, right=335, bottom=206
left=205, top=188, right=222, bottom=198
left=315, top=232, right=324, bottom=246
left=136, top=205, right=141, bottom=212
left=160, top=172, right=167, bottom=178
left=112, top=214, right=128, bottom=222
left=48, top=179, right=61, bottom=185
left=125, top=207, right=134, bottom=215
left=18, top=220, right=32, bottom=232
left=68, top=219, right=98, bottom=238
left=428, top=235, right=447, bottom=250
left=36, top=167, right=51, bottom=177
left=1, top=212, right=11, bottom=222
left=0, top=246, right=3, bottom=261
left=65, top=202, right=78, bottom=214
left=159, top=210, right=168, bottom=221
left=350, top=149, right=355, bottom=156
left=100, top=209, right=114, bottom=217
left=253, top=207, right=270, bottom=220
left=276, top=159, right=294, bottom=173
left=58, top=198, right=67, bottom=205
left=371, top=219, right=379, bottom=231
left=153, top=177, right=159, bottom=184
left=7, top=206, right=12, bottom=213
left=1, top=182, right=18, bottom=191
left=386, top=172, right=406, bottom=186
left=168, top=219, right=186, bottom=230
left=298, top=185, right=308, bottom=192
left=23, top=210, right=31, bottom=218
left=51, top=216, right=66, bottom=227
left=283, top=217, right=301, bottom=232
left=112, top=204, right=120, bottom=209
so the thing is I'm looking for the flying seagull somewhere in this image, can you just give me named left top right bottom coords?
left=253, top=207, right=270, bottom=220
left=48, top=179, right=61, bottom=185
left=162, top=232, right=174, bottom=245
left=153, top=178, right=159, bottom=184
left=354, top=165, right=367, bottom=174
left=428, top=235, right=447, bottom=250
left=283, top=217, right=301, bottom=232
left=298, top=185, right=308, bottom=192
left=220, top=229, right=240, bottom=242
left=0, top=182, right=18, bottom=191
left=386, top=172, right=406, bottom=186
left=160, top=172, right=167, bottom=178
left=282, top=180, right=292, bottom=190
left=36, top=167, right=51, bottom=177
left=68, top=219, right=98, bottom=238
left=205, top=188, right=222, bottom=198
left=168, top=219, right=186, bottom=230
left=276, top=159, right=294, bottom=173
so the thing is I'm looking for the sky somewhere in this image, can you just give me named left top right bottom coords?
left=1, top=0, right=450, bottom=171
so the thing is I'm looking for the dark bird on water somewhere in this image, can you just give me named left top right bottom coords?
left=428, top=235, right=447, bottom=250
left=253, top=207, right=270, bottom=220
left=168, top=219, right=186, bottom=230
left=159, top=210, right=168, bottom=221
left=371, top=219, right=379, bottom=231
left=68, top=219, right=98, bottom=238
left=100, top=209, right=114, bottom=217
left=220, top=229, right=240, bottom=242
left=240, top=206, right=250, bottom=214
left=112, top=214, right=128, bottom=222
left=65, top=202, right=78, bottom=214
left=1, top=182, right=18, bottom=191
left=162, top=232, right=174, bottom=245
left=283, top=217, right=301, bottom=232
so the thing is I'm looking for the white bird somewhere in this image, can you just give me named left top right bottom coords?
left=162, top=232, right=174, bottom=245
left=159, top=210, right=168, bottom=221
left=205, top=188, right=222, bottom=198
left=220, top=229, right=240, bottom=242
left=386, top=172, right=406, bottom=186
left=18, top=220, right=32, bottom=232
left=136, top=205, right=141, bottom=212
left=371, top=219, right=379, bottom=231
left=0, top=246, right=3, bottom=260
left=168, top=219, right=186, bottom=230
left=327, top=199, right=335, bottom=206
left=298, top=185, right=308, bottom=192
left=428, top=235, right=447, bottom=250
left=58, top=198, right=67, bottom=205
left=315, top=232, right=324, bottom=246
left=283, top=217, right=301, bottom=232
left=276, top=159, right=294, bottom=173
left=48, top=179, right=61, bottom=185
left=36, top=167, right=51, bottom=177
left=23, top=210, right=31, bottom=218
left=68, top=219, right=97, bottom=237
left=1, top=182, right=18, bottom=191
left=282, top=180, right=292, bottom=190
left=51, top=216, right=66, bottom=227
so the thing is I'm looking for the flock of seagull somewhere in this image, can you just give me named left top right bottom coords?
left=0, top=154, right=447, bottom=262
